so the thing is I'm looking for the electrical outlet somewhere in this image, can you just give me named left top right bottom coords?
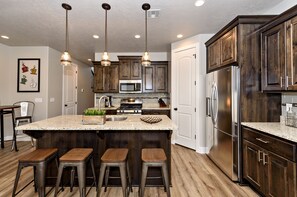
left=286, top=103, right=293, bottom=112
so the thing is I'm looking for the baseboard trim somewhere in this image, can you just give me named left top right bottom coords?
left=196, top=146, right=209, bottom=154
left=4, top=135, right=31, bottom=142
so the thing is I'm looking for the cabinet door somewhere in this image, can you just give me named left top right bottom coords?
left=119, top=59, right=131, bottom=80
left=221, top=27, right=237, bottom=66
left=142, top=66, right=154, bottom=92
left=286, top=16, right=297, bottom=90
left=243, top=140, right=265, bottom=194
left=94, top=66, right=105, bottom=92
left=155, top=64, right=168, bottom=92
left=130, top=59, right=142, bottom=79
left=266, top=152, right=296, bottom=197
left=261, top=23, right=286, bottom=91
left=108, top=64, right=119, bottom=92
left=207, top=40, right=220, bottom=72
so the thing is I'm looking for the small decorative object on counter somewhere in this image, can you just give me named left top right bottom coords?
left=82, top=109, right=106, bottom=125
left=285, top=107, right=295, bottom=127
left=158, top=98, right=167, bottom=107
left=140, top=116, right=162, bottom=124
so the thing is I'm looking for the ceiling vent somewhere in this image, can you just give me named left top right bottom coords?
left=147, top=9, right=160, bottom=18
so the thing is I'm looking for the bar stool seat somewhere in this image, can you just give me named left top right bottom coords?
left=54, top=148, right=97, bottom=197
left=12, top=148, right=59, bottom=197
left=140, top=148, right=170, bottom=197
left=97, top=148, right=132, bottom=197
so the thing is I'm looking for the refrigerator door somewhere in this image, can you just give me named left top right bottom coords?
left=206, top=72, right=214, bottom=153
left=207, top=66, right=239, bottom=181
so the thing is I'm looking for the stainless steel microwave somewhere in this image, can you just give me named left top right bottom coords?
left=119, top=80, right=142, bottom=93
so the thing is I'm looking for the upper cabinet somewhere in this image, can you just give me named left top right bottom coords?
left=206, top=27, right=237, bottom=72
left=261, top=5, right=297, bottom=91
left=118, top=56, right=142, bottom=80
left=143, top=61, right=168, bottom=93
left=93, top=62, right=119, bottom=93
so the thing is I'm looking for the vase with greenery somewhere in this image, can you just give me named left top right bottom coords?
left=82, top=109, right=106, bottom=125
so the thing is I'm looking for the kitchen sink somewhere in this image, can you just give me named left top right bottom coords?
left=106, top=116, right=127, bottom=121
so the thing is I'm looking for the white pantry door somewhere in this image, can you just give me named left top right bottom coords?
left=174, top=47, right=196, bottom=149
left=63, top=64, right=78, bottom=115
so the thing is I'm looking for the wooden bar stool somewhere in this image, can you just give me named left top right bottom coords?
left=54, top=148, right=97, bottom=197
left=97, top=148, right=132, bottom=197
left=12, top=148, right=59, bottom=197
left=140, top=148, right=170, bottom=197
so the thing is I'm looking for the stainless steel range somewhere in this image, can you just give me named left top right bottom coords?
left=117, top=98, right=142, bottom=114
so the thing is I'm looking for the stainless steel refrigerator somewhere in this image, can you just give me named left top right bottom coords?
left=206, top=66, right=240, bottom=181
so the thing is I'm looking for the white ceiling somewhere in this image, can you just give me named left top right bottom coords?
left=0, top=0, right=282, bottom=64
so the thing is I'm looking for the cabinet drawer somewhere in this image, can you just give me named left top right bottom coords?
left=242, top=126, right=296, bottom=162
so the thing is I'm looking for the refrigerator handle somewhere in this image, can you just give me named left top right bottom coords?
left=210, top=84, right=215, bottom=124
left=206, top=97, right=211, bottom=117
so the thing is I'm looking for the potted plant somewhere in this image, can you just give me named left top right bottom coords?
left=82, top=108, right=106, bottom=125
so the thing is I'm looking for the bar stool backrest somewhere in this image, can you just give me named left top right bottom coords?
left=13, top=101, right=35, bottom=123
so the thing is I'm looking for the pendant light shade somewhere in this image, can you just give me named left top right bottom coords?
left=142, top=3, right=151, bottom=66
left=61, top=3, right=72, bottom=66
left=101, top=3, right=111, bottom=66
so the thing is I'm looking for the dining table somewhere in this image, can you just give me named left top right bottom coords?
left=0, top=105, right=20, bottom=151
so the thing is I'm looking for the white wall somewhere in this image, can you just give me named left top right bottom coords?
left=171, top=34, right=213, bottom=153
left=0, top=44, right=94, bottom=140
left=95, top=52, right=168, bottom=61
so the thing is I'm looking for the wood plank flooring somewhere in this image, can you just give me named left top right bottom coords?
left=0, top=141, right=259, bottom=197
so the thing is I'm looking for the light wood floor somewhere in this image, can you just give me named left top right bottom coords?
left=0, top=141, right=259, bottom=197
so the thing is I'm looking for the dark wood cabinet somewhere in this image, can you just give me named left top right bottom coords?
left=142, top=109, right=170, bottom=118
left=261, top=24, right=286, bottom=91
left=261, top=5, right=297, bottom=91
left=118, top=56, right=142, bottom=80
left=105, top=109, right=117, bottom=115
left=93, top=62, right=119, bottom=93
left=206, top=27, right=237, bottom=72
left=242, top=126, right=296, bottom=197
left=143, top=61, right=168, bottom=93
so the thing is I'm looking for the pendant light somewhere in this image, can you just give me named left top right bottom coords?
left=61, top=3, right=72, bottom=66
left=142, top=3, right=151, bottom=66
left=101, top=3, right=111, bottom=66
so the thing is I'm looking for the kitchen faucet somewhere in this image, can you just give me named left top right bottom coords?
left=98, top=95, right=109, bottom=111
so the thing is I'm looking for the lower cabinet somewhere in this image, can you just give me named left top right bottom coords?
left=142, top=109, right=170, bottom=118
left=242, top=126, right=296, bottom=197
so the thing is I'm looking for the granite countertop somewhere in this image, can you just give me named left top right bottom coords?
left=16, top=115, right=177, bottom=131
left=92, top=105, right=171, bottom=110
left=241, top=122, right=297, bottom=143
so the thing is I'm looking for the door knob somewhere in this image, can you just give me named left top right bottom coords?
left=64, top=104, right=68, bottom=107
left=174, top=108, right=178, bottom=111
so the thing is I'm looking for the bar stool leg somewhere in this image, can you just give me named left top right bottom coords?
left=104, top=166, right=110, bottom=192
left=11, top=110, right=18, bottom=151
left=97, top=163, right=107, bottom=197
left=12, top=163, right=23, bottom=197
left=140, top=163, right=148, bottom=197
left=55, top=163, right=65, bottom=197
left=119, top=163, right=127, bottom=197
left=77, top=162, right=86, bottom=197
left=70, top=167, right=75, bottom=192
left=33, top=166, right=38, bottom=192
left=36, top=162, right=46, bottom=197
left=161, top=163, right=171, bottom=197
left=126, top=161, right=133, bottom=192
left=90, top=157, right=97, bottom=188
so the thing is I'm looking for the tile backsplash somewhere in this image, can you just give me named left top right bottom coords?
left=94, top=93, right=170, bottom=108
left=281, top=93, right=297, bottom=116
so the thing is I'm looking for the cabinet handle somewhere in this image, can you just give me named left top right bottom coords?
left=280, top=76, right=283, bottom=88
left=258, top=150, right=263, bottom=162
left=256, top=138, right=269, bottom=144
left=263, top=153, right=268, bottom=165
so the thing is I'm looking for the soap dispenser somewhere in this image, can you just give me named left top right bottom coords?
left=286, top=106, right=294, bottom=126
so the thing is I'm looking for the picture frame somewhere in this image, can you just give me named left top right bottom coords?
left=17, top=58, right=40, bottom=92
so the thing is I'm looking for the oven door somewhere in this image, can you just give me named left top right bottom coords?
left=119, top=80, right=142, bottom=93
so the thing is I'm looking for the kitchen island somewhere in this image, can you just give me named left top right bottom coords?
left=16, top=115, right=176, bottom=186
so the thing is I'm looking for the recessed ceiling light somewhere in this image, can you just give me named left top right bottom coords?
left=195, top=0, right=205, bottom=6
left=177, top=34, right=183, bottom=38
left=1, top=35, right=9, bottom=39
left=87, top=59, right=92, bottom=61
left=135, top=35, right=141, bottom=39
left=93, top=35, right=99, bottom=39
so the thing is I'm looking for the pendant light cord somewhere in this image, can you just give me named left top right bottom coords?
left=105, top=9, right=108, bottom=52
left=145, top=9, right=147, bottom=52
left=66, top=9, right=69, bottom=52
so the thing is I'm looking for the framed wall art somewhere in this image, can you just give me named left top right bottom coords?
left=17, top=58, right=40, bottom=92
